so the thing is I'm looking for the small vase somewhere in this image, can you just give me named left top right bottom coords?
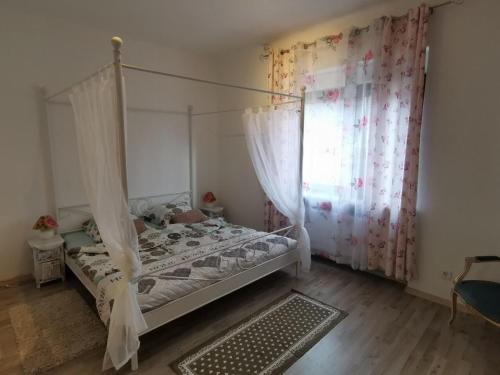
left=37, top=229, right=55, bottom=239
left=205, top=201, right=216, bottom=208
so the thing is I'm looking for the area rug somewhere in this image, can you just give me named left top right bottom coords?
left=171, top=291, right=347, bottom=375
left=8, top=289, right=106, bottom=374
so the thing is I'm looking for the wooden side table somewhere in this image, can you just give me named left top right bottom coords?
left=28, top=235, right=65, bottom=288
left=200, top=206, right=224, bottom=219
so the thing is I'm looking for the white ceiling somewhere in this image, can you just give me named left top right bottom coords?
left=4, top=0, right=389, bottom=52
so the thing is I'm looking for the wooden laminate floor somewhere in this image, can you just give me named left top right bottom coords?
left=1, top=258, right=499, bottom=375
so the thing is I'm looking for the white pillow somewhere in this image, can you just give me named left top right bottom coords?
left=129, top=198, right=152, bottom=217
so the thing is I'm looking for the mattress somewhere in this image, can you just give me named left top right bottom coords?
left=63, top=218, right=297, bottom=323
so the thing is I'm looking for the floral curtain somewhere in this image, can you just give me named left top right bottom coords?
left=263, top=49, right=296, bottom=231
left=379, top=6, right=429, bottom=280
left=276, top=5, right=429, bottom=281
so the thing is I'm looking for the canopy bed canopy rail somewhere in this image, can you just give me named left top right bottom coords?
left=120, top=63, right=302, bottom=100
left=191, top=99, right=302, bottom=117
left=45, top=99, right=189, bottom=116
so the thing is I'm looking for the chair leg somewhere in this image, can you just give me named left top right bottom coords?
left=449, top=291, right=457, bottom=325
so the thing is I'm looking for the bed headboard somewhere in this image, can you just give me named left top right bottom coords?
left=57, top=191, right=192, bottom=233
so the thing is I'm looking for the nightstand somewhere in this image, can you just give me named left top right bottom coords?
left=200, top=206, right=224, bottom=219
left=28, top=235, right=65, bottom=288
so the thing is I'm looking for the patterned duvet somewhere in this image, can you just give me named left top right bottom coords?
left=65, top=218, right=297, bottom=325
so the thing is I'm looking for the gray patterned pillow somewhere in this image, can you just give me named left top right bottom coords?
left=143, top=201, right=192, bottom=228
left=164, top=200, right=192, bottom=217
left=143, top=205, right=171, bottom=228
left=82, top=218, right=102, bottom=243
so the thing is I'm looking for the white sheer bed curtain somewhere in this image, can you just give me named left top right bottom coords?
left=243, top=107, right=311, bottom=271
left=69, top=66, right=147, bottom=370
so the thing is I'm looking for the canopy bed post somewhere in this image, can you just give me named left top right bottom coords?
left=111, top=36, right=129, bottom=198
left=112, top=36, right=140, bottom=372
left=297, top=86, right=306, bottom=275
left=187, top=104, right=195, bottom=207
left=298, top=86, right=306, bottom=197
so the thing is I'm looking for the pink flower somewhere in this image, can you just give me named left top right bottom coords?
left=44, top=216, right=58, bottom=228
left=33, top=215, right=58, bottom=230
left=360, top=116, right=368, bottom=127
left=356, top=178, right=364, bottom=189
left=364, top=50, right=374, bottom=64
left=351, top=235, right=359, bottom=246
left=328, top=33, right=343, bottom=45
left=319, top=201, right=332, bottom=212
left=304, top=74, right=315, bottom=86
left=324, top=88, right=340, bottom=102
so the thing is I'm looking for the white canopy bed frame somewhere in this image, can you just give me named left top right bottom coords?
left=44, top=36, right=307, bottom=371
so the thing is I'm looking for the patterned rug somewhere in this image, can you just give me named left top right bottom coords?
left=171, top=291, right=347, bottom=375
left=8, top=289, right=106, bottom=374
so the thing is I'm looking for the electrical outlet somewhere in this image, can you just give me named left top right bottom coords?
left=441, top=271, right=453, bottom=281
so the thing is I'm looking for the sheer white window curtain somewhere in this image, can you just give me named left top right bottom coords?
left=243, top=107, right=311, bottom=271
left=69, top=66, right=147, bottom=370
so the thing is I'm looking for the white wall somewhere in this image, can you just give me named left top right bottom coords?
left=0, top=6, right=220, bottom=280
left=216, top=0, right=500, bottom=300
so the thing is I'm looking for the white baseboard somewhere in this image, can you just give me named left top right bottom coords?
left=405, top=286, right=470, bottom=314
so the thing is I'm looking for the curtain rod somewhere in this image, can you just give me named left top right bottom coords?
left=267, top=0, right=464, bottom=57
left=121, top=63, right=302, bottom=99
left=431, top=0, right=464, bottom=10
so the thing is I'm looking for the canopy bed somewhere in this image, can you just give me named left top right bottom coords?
left=44, top=37, right=310, bottom=371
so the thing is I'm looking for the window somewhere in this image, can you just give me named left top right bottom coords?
left=302, top=61, right=373, bottom=202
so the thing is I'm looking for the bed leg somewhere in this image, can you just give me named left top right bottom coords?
left=131, top=352, right=138, bottom=371
left=295, top=261, right=300, bottom=278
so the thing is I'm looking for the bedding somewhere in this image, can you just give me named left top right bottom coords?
left=64, top=218, right=297, bottom=326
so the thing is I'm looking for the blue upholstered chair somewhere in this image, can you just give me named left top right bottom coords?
left=449, top=256, right=500, bottom=327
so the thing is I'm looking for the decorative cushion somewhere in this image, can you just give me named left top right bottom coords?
left=82, top=218, right=102, bottom=243
left=164, top=200, right=192, bottom=217
left=133, top=219, right=147, bottom=235
left=455, top=280, right=500, bottom=323
left=129, top=198, right=152, bottom=217
left=143, top=205, right=171, bottom=228
left=171, top=209, right=208, bottom=224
